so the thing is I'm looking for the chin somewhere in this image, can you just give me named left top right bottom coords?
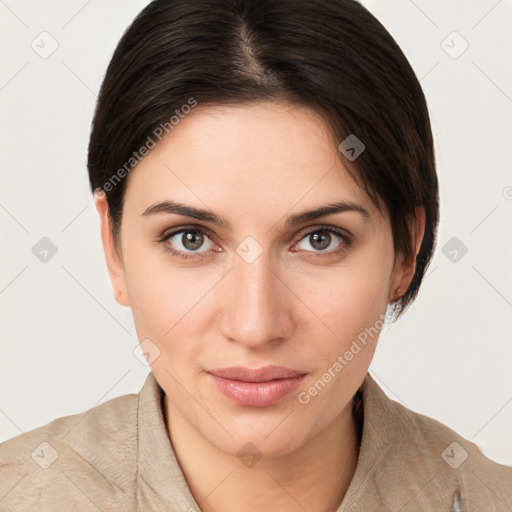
left=201, top=411, right=315, bottom=459
left=216, top=430, right=307, bottom=460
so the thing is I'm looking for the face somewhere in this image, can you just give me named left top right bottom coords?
left=97, top=101, right=418, bottom=458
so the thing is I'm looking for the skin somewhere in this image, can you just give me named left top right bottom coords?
left=95, top=101, right=425, bottom=512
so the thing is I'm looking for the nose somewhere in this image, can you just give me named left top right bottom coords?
left=218, top=247, right=294, bottom=350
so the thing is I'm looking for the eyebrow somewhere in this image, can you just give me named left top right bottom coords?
left=141, top=199, right=370, bottom=228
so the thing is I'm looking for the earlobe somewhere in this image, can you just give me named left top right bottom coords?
left=94, top=189, right=130, bottom=307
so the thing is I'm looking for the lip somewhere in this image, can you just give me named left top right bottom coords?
left=207, top=366, right=307, bottom=407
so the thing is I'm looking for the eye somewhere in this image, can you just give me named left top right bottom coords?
left=158, top=225, right=352, bottom=260
left=294, top=228, right=351, bottom=256
left=160, top=227, right=216, bottom=259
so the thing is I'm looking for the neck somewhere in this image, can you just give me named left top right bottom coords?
left=164, top=396, right=361, bottom=512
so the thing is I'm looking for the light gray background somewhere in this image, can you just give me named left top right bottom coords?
left=1, top=0, right=511, bottom=465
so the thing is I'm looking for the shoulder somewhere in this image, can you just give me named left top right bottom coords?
left=0, top=390, right=140, bottom=511
left=362, top=375, right=512, bottom=510
left=402, top=398, right=510, bottom=472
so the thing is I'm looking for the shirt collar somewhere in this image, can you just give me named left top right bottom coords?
left=135, top=371, right=429, bottom=510
left=136, top=371, right=201, bottom=509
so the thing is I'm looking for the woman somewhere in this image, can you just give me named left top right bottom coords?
left=1, top=0, right=510, bottom=510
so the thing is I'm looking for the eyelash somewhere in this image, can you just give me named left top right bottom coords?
left=157, top=225, right=353, bottom=261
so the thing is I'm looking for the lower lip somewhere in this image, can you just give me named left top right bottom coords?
left=208, top=373, right=306, bottom=407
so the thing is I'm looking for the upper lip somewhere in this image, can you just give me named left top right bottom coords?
left=208, top=365, right=306, bottom=382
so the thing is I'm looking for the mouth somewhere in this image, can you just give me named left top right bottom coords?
left=207, top=365, right=307, bottom=407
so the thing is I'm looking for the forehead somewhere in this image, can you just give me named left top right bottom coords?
left=122, top=102, right=379, bottom=222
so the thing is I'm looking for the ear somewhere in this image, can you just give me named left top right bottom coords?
left=388, top=206, right=426, bottom=302
left=94, top=190, right=130, bottom=307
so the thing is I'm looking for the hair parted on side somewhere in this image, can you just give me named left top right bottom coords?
left=87, top=0, right=439, bottom=319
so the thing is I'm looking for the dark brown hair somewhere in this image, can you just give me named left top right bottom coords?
left=87, top=0, right=439, bottom=318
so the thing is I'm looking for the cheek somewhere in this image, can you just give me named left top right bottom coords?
left=120, top=235, right=195, bottom=338
left=293, top=261, right=390, bottom=427
left=295, top=248, right=393, bottom=342
left=122, top=222, right=394, bottom=359
left=126, top=264, right=212, bottom=339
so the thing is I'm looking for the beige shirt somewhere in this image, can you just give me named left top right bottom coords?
left=1, top=372, right=511, bottom=511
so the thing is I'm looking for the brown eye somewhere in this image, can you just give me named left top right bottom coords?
left=181, top=231, right=205, bottom=251
left=309, top=231, right=331, bottom=251
left=295, top=228, right=350, bottom=255
left=162, top=228, right=215, bottom=256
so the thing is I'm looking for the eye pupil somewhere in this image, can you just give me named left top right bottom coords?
left=182, top=231, right=203, bottom=250
left=310, top=231, right=331, bottom=250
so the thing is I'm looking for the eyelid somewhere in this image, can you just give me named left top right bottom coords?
left=159, top=223, right=352, bottom=242
left=291, top=225, right=352, bottom=257
left=158, top=225, right=219, bottom=255
left=158, top=223, right=352, bottom=258
left=159, top=224, right=216, bottom=243
left=293, top=224, right=352, bottom=242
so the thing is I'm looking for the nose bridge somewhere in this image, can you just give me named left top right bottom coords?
left=220, top=245, right=291, bottom=347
